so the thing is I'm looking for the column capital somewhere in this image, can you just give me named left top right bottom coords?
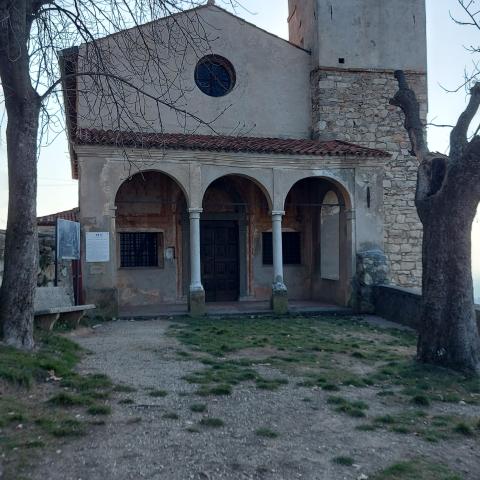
left=271, top=210, right=285, bottom=217
left=188, top=208, right=203, bottom=218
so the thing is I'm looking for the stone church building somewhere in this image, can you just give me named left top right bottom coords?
left=60, top=0, right=427, bottom=317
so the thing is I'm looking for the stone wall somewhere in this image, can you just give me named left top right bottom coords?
left=312, top=67, right=427, bottom=287
left=0, top=227, right=73, bottom=295
left=37, top=227, right=74, bottom=296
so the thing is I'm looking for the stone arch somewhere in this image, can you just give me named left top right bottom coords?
left=278, top=172, right=353, bottom=212
left=282, top=175, right=353, bottom=306
left=201, top=172, right=273, bottom=211
left=113, top=167, right=190, bottom=208
left=199, top=174, right=272, bottom=302
left=114, top=171, right=189, bottom=310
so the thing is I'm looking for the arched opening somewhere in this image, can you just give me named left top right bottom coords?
left=115, top=171, right=188, bottom=313
left=283, top=177, right=352, bottom=306
left=200, top=175, right=270, bottom=303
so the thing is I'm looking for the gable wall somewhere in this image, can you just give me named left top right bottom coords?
left=76, top=6, right=312, bottom=139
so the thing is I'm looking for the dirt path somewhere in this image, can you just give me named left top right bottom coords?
left=29, top=319, right=480, bottom=480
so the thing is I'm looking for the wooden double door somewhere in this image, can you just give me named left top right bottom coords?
left=201, top=220, right=240, bottom=302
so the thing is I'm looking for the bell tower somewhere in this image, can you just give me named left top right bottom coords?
left=288, top=0, right=428, bottom=289
left=288, top=0, right=427, bottom=71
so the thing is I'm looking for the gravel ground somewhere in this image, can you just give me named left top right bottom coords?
left=28, top=319, right=480, bottom=480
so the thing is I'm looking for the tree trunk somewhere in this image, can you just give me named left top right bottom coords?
left=0, top=94, right=40, bottom=349
left=418, top=186, right=480, bottom=373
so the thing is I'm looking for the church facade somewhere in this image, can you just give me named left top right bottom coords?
left=60, top=0, right=428, bottom=317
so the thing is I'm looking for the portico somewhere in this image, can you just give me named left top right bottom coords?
left=75, top=132, right=387, bottom=318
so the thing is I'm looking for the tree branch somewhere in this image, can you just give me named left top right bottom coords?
left=450, top=82, right=480, bottom=158
left=390, top=70, right=429, bottom=158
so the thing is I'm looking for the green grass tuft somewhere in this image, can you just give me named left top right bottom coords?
left=149, top=390, right=168, bottom=398
left=453, top=422, right=473, bottom=436
left=327, top=396, right=369, bottom=418
left=162, top=412, right=180, bottom=420
left=411, top=394, right=431, bottom=407
left=190, top=403, right=207, bottom=413
left=255, top=428, right=279, bottom=438
left=332, top=456, right=354, bottom=466
left=196, top=384, right=232, bottom=396
left=113, top=385, right=137, bottom=393
left=86, top=405, right=112, bottom=415
left=199, top=417, right=224, bottom=428
left=47, top=392, right=92, bottom=407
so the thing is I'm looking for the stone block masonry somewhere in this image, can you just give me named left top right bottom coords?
left=312, top=67, right=428, bottom=287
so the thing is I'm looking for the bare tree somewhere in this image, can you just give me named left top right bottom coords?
left=390, top=0, right=480, bottom=373
left=0, top=0, right=239, bottom=349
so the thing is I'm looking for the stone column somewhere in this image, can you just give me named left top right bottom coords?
left=188, top=208, right=205, bottom=316
left=271, top=211, right=288, bottom=314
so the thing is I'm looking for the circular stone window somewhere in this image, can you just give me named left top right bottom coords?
left=194, top=55, right=236, bottom=97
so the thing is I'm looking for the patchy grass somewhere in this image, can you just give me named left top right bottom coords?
left=327, top=396, right=369, bottom=418
left=371, top=458, right=463, bottom=480
left=183, top=358, right=289, bottom=396
left=199, top=417, right=224, bottom=428
left=255, top=428, right=279, bottom=438
left=35, top=417, right=86, bottom=438
left=170, top=316, right=480, bottom=410
left=367, top=410, right=479, bottom=442
left=0, top=334, right=81, bottom=388
left=0, top=332, right=113, bottom=479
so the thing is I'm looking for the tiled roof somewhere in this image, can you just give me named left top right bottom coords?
left=75, top=129, right=390, bottom=158
left=37, top=207, right=79, bottom=226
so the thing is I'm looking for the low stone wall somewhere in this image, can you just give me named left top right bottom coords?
left=373, top=284, right=480, bottom=330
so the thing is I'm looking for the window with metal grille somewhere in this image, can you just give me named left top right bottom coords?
left=262, top=232, right=301, bottom=265
left=119, top=232, right=162, bottom=268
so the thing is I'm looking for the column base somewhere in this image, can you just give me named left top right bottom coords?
left=271, top=284, right=288, bottom=315
left=188, top=287, right=206, bottom=317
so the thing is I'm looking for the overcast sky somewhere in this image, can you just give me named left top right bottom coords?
left=0, top=0, right=479, bottom=294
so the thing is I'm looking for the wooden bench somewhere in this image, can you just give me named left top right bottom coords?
left=34, top=287, right=95, bottom=331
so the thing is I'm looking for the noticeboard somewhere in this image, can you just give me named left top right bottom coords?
left=56, top=219, right=80, bottom=260
left=86, top=232, right=110, bottom=263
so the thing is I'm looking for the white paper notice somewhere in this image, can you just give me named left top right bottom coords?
left=86, top=232, right=110, bottom=263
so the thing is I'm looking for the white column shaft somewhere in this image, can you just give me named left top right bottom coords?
left=189, top=209, right=203, bottom=291
left=272, top=211, right=286, bottom=289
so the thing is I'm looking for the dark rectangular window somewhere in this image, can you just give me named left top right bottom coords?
left=262, top=232, right=301, bottom=265
left=120, top=232, right=162, bottom=268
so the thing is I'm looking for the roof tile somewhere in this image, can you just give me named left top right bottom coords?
left=37, top=208, right=79, bottom=226
left=75, top=129, right=390, bottom=158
